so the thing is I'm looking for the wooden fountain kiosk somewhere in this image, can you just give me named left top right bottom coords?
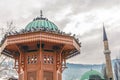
left=0, top=12, right=81, bottom=80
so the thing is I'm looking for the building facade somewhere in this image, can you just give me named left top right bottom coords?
left=0, top=12, right=81, bottom=80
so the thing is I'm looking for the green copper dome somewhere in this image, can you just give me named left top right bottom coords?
left=25, top=17, right=58, bottom=31
left=80, top=70, right=104, bottom=80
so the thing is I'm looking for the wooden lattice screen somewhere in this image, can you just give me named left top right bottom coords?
left=44, top=71, right=53, bottom=80
left=27, top=71, right=36, bottom=80
left=58, top=73, right=61, bottom=80
left=19, top=74, right=23, bottom=80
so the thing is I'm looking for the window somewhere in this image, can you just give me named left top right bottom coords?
left=43, top=55, right=54, bottom=64
left=27, top=54, right=37, bottom=64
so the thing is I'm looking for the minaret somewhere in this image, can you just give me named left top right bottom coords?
left=103, top=25, right=114, bottom=80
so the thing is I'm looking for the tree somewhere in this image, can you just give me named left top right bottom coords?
left=0, top=21, right=16, bottom=39
left=0, top=21, right=16, bottom=68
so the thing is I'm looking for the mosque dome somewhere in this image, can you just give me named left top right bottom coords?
left=25, top=13, right=58, bottom=31
left=80, top=70, right=104, bottom=80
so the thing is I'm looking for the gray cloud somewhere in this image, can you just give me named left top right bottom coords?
left=68, top=23, right=120, bottom=64
left=0, top=0, right=120, bottom=64
left=0, top=0, right=120, bottom=29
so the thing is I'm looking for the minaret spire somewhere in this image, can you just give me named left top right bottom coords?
left=103, top=24, right=114, bottom=80
left=40, top=10, right=43, bottom=18
left=103, top=23, right=108, bottom=41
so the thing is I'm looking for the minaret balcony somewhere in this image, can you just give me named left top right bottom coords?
left=104, top=50, right=111, bottom=54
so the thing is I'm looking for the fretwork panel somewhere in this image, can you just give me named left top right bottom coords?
left=19, top=74, right=24, bottom=80
left=27, top=54, right=37, bottom=64
left=56, top=53, right=61, bottom=71
left=27, top=71, right=36, bottom=80
left=44, top=71, right=53, bottom=80
left=43, top=55, right=54, bottom=64
left=43, top=52, right=55, bottom=65
left=14, top=57, right=19, bottom=73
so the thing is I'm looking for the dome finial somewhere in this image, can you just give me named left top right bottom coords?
left=40, top=10, right=43, bottom=18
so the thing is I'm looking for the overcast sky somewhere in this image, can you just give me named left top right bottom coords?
left=0, top=0, right=120, bottom=64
